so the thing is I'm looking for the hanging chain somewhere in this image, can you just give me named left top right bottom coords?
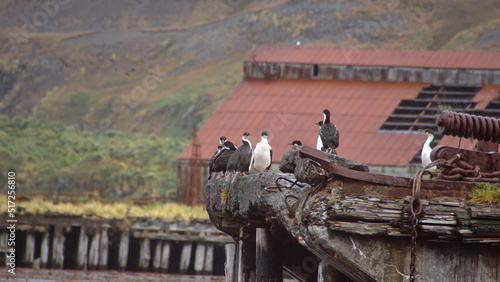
left=409, top=160, right=445, bottom=281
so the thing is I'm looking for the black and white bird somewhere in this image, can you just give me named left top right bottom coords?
left=315, top=121, right=324, bottom=151
left=253, top=131, right=273, bottom=172
left=279, top=140, right=302, bottom=173
left=208, top=136, right=228, bottom=177
left=226, top=132, right=253, bottom=175
left=210, top=141, right=237, bottom=178
left=320, top=109, right=339, bottom=153
left=418, top=129, right=436, bottom=170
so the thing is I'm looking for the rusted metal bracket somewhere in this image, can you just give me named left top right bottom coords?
left=264, top=176, right=304, bottom=192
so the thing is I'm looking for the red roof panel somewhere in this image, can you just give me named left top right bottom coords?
left=179, top=79, right=438, bottom=166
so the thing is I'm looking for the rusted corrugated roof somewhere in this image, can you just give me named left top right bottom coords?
left=179, top=79, right=437, bottom=166
left=244, top=46, right=500, bottom=70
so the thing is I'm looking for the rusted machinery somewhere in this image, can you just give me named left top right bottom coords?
left=432, top=110, right=500, bottom=182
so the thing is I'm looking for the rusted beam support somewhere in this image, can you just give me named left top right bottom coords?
left=256, top=228, right=283, bottom=282
left=238, top=227, right=256, bottom=282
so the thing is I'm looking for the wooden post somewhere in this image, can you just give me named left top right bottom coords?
left=318, top=260, right=347, bottom=281
left=203, top=243, right=214, bottom=275
left=179, top=242, right=192, bottom=274
left=225, top=243, right=237, bottom=282
left=194, top=242, right=206, bottom=275
left=152, top=240, right=162, bottom=272
left=256, top=228, right=283, bottom=282
left=139, top=238, right=151, bottom=271
left=77, top=226, right=89, bottom=270
left=238, top=227, right=256, bottom=282
left=0, top=232, right=7, bottom=267
left=160, top=241, right=170, bottom=273
left=118, top=229, right=129, bottom=270
left=98, top=225, right=109, bottom=270
left=24, top=232, right=35, bottom=266
left=40, top=231, right=49, bottom=268
left=88, top=229, right=101, bottom=270
left=52, top=225, right=65, bottom=269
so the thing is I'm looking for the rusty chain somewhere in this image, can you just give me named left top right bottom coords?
left=410, top=159, right=446, bottom=281
left=438, top=153, right=500, bottom=183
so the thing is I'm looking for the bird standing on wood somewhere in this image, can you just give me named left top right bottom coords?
left=320, top=109, right=339, bottom=154
left=279, top=140, right=302, bottom=173
left=210, top=141, right=237, bottom=178
left=253, top=131, right=273, bottom=172
left=418, top=129, right=436, bottom=170
left=208, top=136, right=229, bottom=178
left=226, top=132, right=253, bottom=176
left=315, top=121, right=324, bottom=151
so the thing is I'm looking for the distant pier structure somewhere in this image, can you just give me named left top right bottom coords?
left=0, top=213, right=231, bottom=275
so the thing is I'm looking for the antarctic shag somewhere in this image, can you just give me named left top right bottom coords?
left=279, top=140, right=302, bottom=173
left=211, top=141, right=237, bottom=178
left=208, top=136, right=229, bottom=179
left=320, top=109, right=339, bottom=153
left=226, top=132, right=252, bottom=175
left=253, top=131, right=273, bottom=172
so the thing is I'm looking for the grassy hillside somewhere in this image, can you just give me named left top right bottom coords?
left=0, top=116, right=187, bottom=197
left=0, top=0, right=499, bottom=196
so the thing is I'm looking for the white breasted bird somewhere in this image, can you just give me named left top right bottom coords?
left=315, top=121, right=324, bottom=151
left=419, top=129, right=436, bottom=170
left=253, top=131, right=273, bottom=172
left=320, top=109, right=339, bottom=153
left=226, top=132, right=253, bottom=174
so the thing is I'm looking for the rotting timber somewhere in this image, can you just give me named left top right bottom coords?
left=205, top=145, right=500, bottom=282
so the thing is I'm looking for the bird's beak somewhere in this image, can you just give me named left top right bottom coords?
left=418, top=129, right=424, bottom=133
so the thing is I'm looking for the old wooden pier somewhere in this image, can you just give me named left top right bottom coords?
left=0, top=213, right=231, bottom=275
left=205, top=147, right=500, bottom=281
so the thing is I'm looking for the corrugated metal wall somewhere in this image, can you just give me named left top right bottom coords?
left=244, top=62, right=500, bottom=85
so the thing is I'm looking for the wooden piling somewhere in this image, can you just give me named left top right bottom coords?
left=152, top=240, right=162, bottom=272
left=179, top=242, right=192, bottom=274
left=0, top=232, right=7, bottom=267
left=139, top=238, right=151, bottom=271
left=77, top=226, right=89, bottom=270
left=24, top=232, right=35, bottom=266
left=52, top=225, right=65, bottom=269
left=40, top=231, right=49, bottom=268
left=203, top=243, right=214, bottom=275
left=318, top=260, right=348, bottom=281
left=225, top=243, right=237, bottom=282
left=160, top=241, right=170, bottom=273
left=256, top=228, right=283, bottom=282
left=118, top=229, right=129, bottom=270
left=88, top=229, right=101, bottom=270
left=98, top=225, right=109, bottom=270
left=194, top=242, right=206, bottom=275
left=238, top=227, right=256, bottom=282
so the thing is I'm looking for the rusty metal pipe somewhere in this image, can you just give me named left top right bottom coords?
left=436, top=110, right=500, bottom=143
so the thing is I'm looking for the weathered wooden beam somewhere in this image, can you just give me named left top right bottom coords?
left=51, top=225, right=65, bottom=269
left=256, top=228, right=283, bottom=282
left=238, top=227, right=256, bottom=282
left=24, top=231, right=35, bottom=266
left=152, top=240, right=162, bottom=272
left=194, top=242, right=206, bottom=275
left=160, top=241, right=170, bottom=273
left=118, top=229, right=129, bottom=270
left=98, top=225, right=109, bottom=270
left=88, top=229, right=100, bottom=270
left=139, top=238, right=151, bottom=271
left=40, top=231, right=49, bottom=268
left=77, top=226, right=89, bottom=270
left=203, top=243, right=214, bottom=275
left=225, top=243, right=237, bottom=282
left=179, top=242, right=192, bottom=274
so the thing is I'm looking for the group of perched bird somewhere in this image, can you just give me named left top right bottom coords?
left=208, top=109, right=340, bottom=179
